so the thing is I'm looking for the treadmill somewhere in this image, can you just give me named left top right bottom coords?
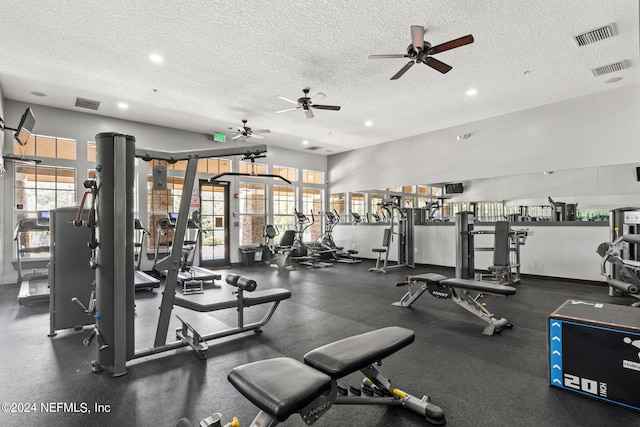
left=154, top=212, right=221, bottom=290
left=134, top=219, right=161, bottom=291
left=15, top=211, right=51, bottom=304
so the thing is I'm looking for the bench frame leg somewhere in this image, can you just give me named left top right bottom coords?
left=450, top=288, right=512, bottom=335
left=332, top=363, right=446, bottom=425
left=392, top=282, right=428, bottom=307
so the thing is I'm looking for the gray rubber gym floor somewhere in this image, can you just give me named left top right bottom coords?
left=0, top=261, right=638, bottom=427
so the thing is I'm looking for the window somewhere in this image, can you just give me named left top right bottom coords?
left=274, top=166, right=297, bottom=182
left=302, top=169, right=324, bottom=184
left=403, top=185, right=415, bottom=194
left=14, top=165, right=76, bottom=256
left=329, top=193, right=346, bottom=219
left=204, top=158, right=231, bottom=174
left=87, top=141, right=96, bottom=162
left=146, top=175, right=184, bottom=251
left=302, top=188, right=323, bottom=241
left=273, top=185, right=296, bottom=235
left=350, top=193, right=366, bottom=220
left=238, top=183, right=267, bottom=245
left=15, top=134, right=76, bottom=160
left=239, top=161, right=267, bottom=177
left=370, top=193, right=385, bottom=222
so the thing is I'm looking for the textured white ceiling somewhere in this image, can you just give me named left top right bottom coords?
left=0, top=0, right=638, bottom=155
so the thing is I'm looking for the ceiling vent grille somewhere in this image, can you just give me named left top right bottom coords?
left=574, top=24, right=615, bottom=47
left=304, top=146, right=323, bottom=151
left=591, top=61, right=626, bottom=76
left=74, top=97, right=101, bottom=110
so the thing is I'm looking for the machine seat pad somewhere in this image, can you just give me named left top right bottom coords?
left=408, top=273, right=448, bottom=284
left=441, top=278, right=516, bottom=296
left=174, top=288, right=291, bottom=312
left=487, top=265, right=509, bottom=272
left=303, top=327, right=414, bottom=379
left=228, top=357, right=331, bottom=422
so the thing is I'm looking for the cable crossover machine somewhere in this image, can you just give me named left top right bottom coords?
left=73, top=133, right=290, bottom=377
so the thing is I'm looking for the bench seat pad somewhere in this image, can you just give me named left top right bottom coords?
left=441, top=278, right=516, bottom=296
left=303, top=326, right=414, bottom=379
left=174, top=288, right=291, bottom=312
left=228, top=357, right=331, bottom=422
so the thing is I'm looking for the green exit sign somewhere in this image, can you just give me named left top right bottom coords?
left=213, top=133, right=225, bottom=142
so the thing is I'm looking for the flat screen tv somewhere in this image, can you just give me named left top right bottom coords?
left=445, top=183, right=464, bottom=194
left=14, top=108, right=36, bottom=146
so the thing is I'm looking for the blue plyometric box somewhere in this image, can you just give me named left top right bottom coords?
left=548, top=299, right=640, bottom=412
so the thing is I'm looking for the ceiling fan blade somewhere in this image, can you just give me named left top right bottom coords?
left=427, top=34, right=474, bottom=55
left=253, top=129, right=271, bottom=134
left=304, top=109, right=314, bottom=119
left=425, top=57, right=452, bottom=74
left=312, top=104, right=341, bottom=111
left=411, top=25, right=425, bottom=51
left=249, top=133, right=264, bottom=139
left=278, top=96, right=299, bottom=104
left=275, top=107, right=299, bottom=114
left=390, top=61, right=415, bottom=80
left=231, top=134, right=244, bottom=140
left=369, top=54, right=407, bottom=59
left=311, top=92, right=326, bottom=101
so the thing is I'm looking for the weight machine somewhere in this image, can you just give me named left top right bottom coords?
left=76, top=133, right=289, bottom=376
left=369, top=198, right=414, bottom=273
left=596, top=207, right=640, bottom=306
left=455, top=211, right=531, bottom=284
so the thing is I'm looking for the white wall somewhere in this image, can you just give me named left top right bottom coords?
left=0, top=100, right=327, bottom=284
left=333, top=222, right=609, bottom=282
left=328, top=85, right=640, bottom=193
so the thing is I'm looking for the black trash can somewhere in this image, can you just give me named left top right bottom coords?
left=239, top=247, right=257, bottom=267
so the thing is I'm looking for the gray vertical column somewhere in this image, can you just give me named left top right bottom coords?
left=455, top=211, right=474, bottom=279
left=95, top=132, right=135, bottom=376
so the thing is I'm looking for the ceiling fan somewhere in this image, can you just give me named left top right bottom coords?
left=231, top=119, right=270, bottom=140
left=276, top=88, right=341, bottom=118
left=369, top=25, right=474, bottom=80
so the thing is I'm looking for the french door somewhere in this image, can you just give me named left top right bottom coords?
left=199, top=180, right=229, bottom=268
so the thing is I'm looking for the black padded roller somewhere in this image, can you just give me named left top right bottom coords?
left=608, top=278, right=639, bottom=295
left=226, top=274, right=257, bottom=292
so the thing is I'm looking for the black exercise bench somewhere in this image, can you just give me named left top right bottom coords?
left=394, top=273, right=516, bottom=335
left=172, top=274, right=291, bottom=359
left=194, top=326, right=445, bottom=426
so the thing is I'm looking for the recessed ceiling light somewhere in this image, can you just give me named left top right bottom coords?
left=302, top=140, right=310, bottom=145
left=365, top=120, right=373, bottom=127
left=149, top=53, right=163, bottom=63
left=466, top=88, right=477, bottom=97
left=30, top=91, right=47, bottom=97
left=118, top=102, right=129, bottom=109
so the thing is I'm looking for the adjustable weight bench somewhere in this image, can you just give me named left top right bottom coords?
left=394, top=273, right=516, bottom=336
left=173, top=274, right=291, bottom=359
left=175, top=327, right=445, bottom=427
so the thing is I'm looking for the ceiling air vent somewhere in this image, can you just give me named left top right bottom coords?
left=574, top=24, right=615, bottom=47
left=591, top=61, right=626, bottom=77
left=304, top=146, right=323, bottom=151
left=74, top=97, right=101, bottom=110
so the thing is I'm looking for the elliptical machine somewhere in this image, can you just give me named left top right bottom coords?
left=291, top=209, right=333, bottom=268
left=318, top=209, right=360, bottom=263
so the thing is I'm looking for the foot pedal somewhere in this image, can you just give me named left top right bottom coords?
left=337, top=385, right=348, bottom=396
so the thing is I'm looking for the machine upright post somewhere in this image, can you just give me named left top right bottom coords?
left=95, top=132, right=135, bottom=377
left=455, top=211, right=474, bottom=279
